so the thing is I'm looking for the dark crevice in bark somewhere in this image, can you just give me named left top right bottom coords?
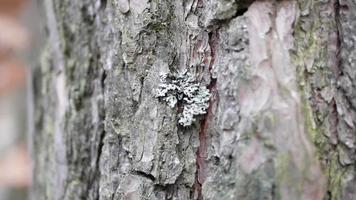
left=94, top=69, right=107, bottom=199
left=99, top=0, right=107, bottom=11
left=154, top=184, right=175, bottom=200
left=193, top=2, right=250, bottom=196
left=236, top=7, right=249, bottom=17
left=325, top=1, right=346, bottom=199
left=330, top=0, right=341, bottom=147
left=197, top=0, right=204, bottom=8
left=194, top=30, right=218, bottom=200
left=94, top=135, right=105, bottom=200
left=329, top=99, right=339, bottom=150
left=207, top=7, right=249, bottom=30
left=271, top=182, right=276, bottom=200
left=130, top=170, right=156, bottom=182
left=334, top=0, right=342, bottom=79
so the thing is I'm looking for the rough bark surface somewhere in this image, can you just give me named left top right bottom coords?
left=31, top=0, right=356, bottom=199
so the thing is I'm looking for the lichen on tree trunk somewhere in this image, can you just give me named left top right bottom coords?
left=31, top=0, right=356, bottom=199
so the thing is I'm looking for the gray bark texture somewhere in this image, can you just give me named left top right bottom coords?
left=31, top=0, right=356, bottom=199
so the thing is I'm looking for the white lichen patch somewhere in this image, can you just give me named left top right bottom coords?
left=156, top=70, right=211, bottom=126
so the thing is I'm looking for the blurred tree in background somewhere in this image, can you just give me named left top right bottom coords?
left=0, top=0, right=30, bottom=199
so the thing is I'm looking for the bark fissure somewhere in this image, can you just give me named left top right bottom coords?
left=192, top=0, right=252, bottom=194
left=194, top=29, right=219, bottom=200
left=328, top=0, right=341, bottom=153
left=334, top=0, right=342, bottom=79
left=130, top=170, right=156, bottom=182
left=94, top=69, right=107, bottom=199
left=195, top=100, right=215, bottom=200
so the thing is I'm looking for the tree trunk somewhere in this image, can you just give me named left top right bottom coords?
left=30, top=0, right=356, bottom=199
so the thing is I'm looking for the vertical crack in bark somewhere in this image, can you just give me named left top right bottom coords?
left=192, top=0, right=250, bottom=195
left=94, top=69, right=107, bottom=200
left=329, top=99, right=339, bottom=150
left=329, top=0, right=341, bottom=148
left=334, top=0, right=342, bottom=79
left=194, top=30, right=218, bottom=200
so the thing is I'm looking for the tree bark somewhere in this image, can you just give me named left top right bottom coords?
left=31, top=0, right=356, bottom=199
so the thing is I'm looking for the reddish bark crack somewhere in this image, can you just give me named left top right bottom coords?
left=194, top=30, right=218, bottom=200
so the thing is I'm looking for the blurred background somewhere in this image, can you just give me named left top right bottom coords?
left=0, top=0, right=31, bottom=199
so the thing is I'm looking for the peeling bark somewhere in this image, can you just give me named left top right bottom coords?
left=31, top=0, right=356, bottom=199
